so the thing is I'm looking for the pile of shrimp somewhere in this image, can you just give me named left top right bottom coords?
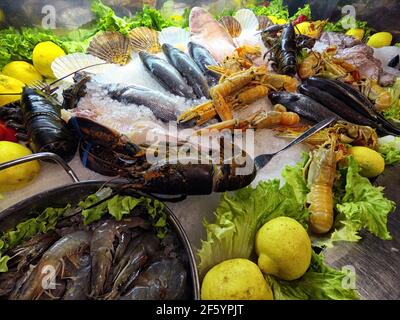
left=0, top=212, right=189, bottom=300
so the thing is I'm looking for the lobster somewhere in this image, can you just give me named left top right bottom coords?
left=0, top=87, right=78, bottom=162
left=69, top=116, right=257, bottom=196
left=262, top=23, right=316, bottom=77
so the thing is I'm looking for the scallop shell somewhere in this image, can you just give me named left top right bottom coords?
left=51, top=53, right=109, bottom=83
left=128, top=27, right=161, bottom=54
left=219, top=16, right=242, bottom=38
left=159, top=27, right=190, bottom=52
left=257, top=15, right=273, bottom=31
left=234, top=9, right=259, bottom=32
left=87, top=31, right=132, bottom=65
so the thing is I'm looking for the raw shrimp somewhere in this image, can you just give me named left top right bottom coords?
left=12, top=231, right=91, bottom=300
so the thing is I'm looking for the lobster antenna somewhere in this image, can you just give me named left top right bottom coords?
left=0, top=62, right=110, bottom=96
left=42, top=62, right=110, bottom=92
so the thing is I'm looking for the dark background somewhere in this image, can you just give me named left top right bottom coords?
left=1, top=0, right=400, bottom=33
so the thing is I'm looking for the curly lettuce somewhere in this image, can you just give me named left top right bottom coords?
left=378, top=136, right=400, bottom=165
left=316, top=156, right=395, bottom=248
left=384, top=78, right=400, bottom=123
left=267, top=252, right=359, bottom=300
left=79, top=188, right=168, bottom=238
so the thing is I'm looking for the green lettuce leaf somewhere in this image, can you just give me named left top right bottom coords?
left=324, top=18, right=373, bottom=40
left=197, top=159, right=310, bottom=277
left=378, top=136, right=400, bottom=165
left=79, top=188, right=168, bottom=238
left=249, top=1, right=289, bottom=20
left=92, top=0, right=183, bottom=33
left=267, top=252, right=359, bottom=300
left=0, top=205, right=70, bottom=272
left=327, top=157, right=395, bottom=245
left=292, top=4, right=312, bottom=20
left=384, top=78, right=400, bottom=122
left=79, top=187, right=113, bottom=225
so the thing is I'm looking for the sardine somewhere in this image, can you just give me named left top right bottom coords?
left=139, top=51, right=196, bottom=99
left=162, top=43, right=210, bottom=99
left=188, top=42, right=220, bottom=87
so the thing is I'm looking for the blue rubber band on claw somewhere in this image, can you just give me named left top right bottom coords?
left=70, top=117, right=84, bottom=139
left=81, top=142, right=92, bottom=168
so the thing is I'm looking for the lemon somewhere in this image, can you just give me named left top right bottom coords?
left=255, top=217, right=311, bottom=281
left=276, top=18, right=288, bottom=25
left=367, top=32, right=393, bottom=48
left=201, top=259, right=273, bottom=300
left=0, top=141, right=40, bottom=192
left=2, top=61, right=43, bottom=86
left=0, top=75, right=24, bottom=107
left=32, top=41, right=65, bottom=78
left=295, top=22, right=311, bottom=35
left=268, top=15, right=278, bottom=24
left=348, top=147, right=385, bottom=178
left=346, top=28, right=365, bottom=41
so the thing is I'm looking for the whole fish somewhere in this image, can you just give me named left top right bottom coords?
left=63, top=75, right=180, bottom=122
left=162, top=43, right=210, bottom=99
left=189, top=7, right=236, bottom=63
left=306, top=77, right=400, bottom=135
left=105, top=83, right=180, bottom=122
left=188, top=42, right=220, bottom=87
left=139, top=51, right=196, bottom=99
left=298, top=84, right=392, bottom=135
left=268, top=91, right=340, bottom=123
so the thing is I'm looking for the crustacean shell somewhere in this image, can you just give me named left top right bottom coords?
left=87, top=31, right=132, bottom=65
left=128, top=27, right=161, bottom=53
left=219, top=16, right=242, bottom=38
left=257, top=15, right=273, bottom=31
left=234, top=9, right=259, bottom=33
left=159, top=27, right=190, bottom=52
left=51, top=53, right=109, bottom=83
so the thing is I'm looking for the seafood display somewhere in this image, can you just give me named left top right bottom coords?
left=0, top=192, right=192, bottom=300
left=1, top=0, right=400, bottom=302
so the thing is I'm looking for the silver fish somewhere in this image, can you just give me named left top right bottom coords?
left=162, top=43, right=210, bottom=99
left=139, top=51, right=196, bottom=99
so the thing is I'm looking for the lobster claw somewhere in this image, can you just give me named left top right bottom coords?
left=68, top=116, right=142, bottom=157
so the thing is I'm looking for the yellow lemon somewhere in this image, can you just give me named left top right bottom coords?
left=348, top=147, right=385, bottom=178
left=255, top=217, right=311, bottom=281
left=267, top=15, right=278, bottom=24
left=2, top=61, right=43, bottom=86
left=346, top=28, right=365, bottom=41
left=32, top=41, right=65, bottom=78
left=0, top=141, right=40, bottom=192
left=201, top=259, right=273, bottom=300
left=367, top=32, right=393, bottom=48
left=0, top=75, right=24, bottom=107
left=295, top=21, right=311, bottom=35
left=276, top=18, right=288, bottom=25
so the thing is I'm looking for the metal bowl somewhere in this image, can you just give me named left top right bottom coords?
left=0, top=154, right=200, bottom=300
